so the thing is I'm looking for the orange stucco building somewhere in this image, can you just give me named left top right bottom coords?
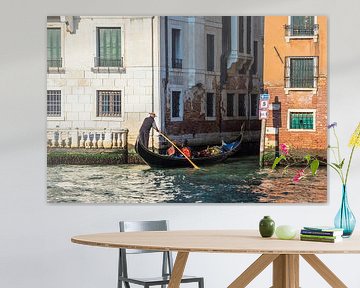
left=263, top=16, right=327, bottom=158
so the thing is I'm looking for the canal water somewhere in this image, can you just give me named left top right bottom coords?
left=47, top=156, right=327, bottom=203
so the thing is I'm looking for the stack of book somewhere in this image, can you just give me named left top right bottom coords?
left=300, top=226, right=344, bottom=243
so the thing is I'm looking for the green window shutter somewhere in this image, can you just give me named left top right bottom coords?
left=98, top=28, right=121, bottom=67
left=291, top=16, right=314, bottom=36
left=290, top=58, right=314, bottom=88
left=290, top=112, right=314, bottom=130
left=47, top=28, right=61, bottom=67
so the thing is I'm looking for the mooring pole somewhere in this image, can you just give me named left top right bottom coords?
left=259, top=92, right=270, bottom=168
left=259, top=118, right=266, bottom=168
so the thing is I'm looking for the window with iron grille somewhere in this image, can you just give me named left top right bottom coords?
left=285, top=57, right=317, bottom=88
left=206, top=93, right=215, bottom=118
left=227, top=93, right=234, bottom=117
left=97, top=91, right=121, bottom=117
left=207, top=34, right=215, bottom=72
left=97, top=28, right=122, bottom=67
left=171, top=91, right=181, bottom=118
left=238, top=94, right=246, bottom=117
left=47, top=90, right=61, bottom=117
left=172, top=29, right=182, bottom=69
left=289, top=111, right=314, bottom=130
left=250, top=94, right=258, bottom=117
left=47, top=28, right=62, bottom=68
left=289, top=16, right=315, bottom=36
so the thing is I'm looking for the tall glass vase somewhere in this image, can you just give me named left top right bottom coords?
left=334, top=185, right=356, bottom=237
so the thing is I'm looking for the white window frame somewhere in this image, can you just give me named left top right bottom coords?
left=205, top=91, right=216, bottom=121
left=206, top=32, right=216, bottom=73
left=285, top=16, right=318, bottom=43
left=237, top=93, right=248, bottom=120
left=169, top=25, right=183, bottom=70
left=223, top=91, right=236, bottom=120
left=287, top=109, right=316, bottom=132
left=92, top=23, right=125, bottom=72
left=170, top=89, right=184, bottom=122
left=46, top=23, right=66, bottom=73
left=47, top=88, right=65, bottom=120
left=249, top=93, right=259, bottom=120
left=93, top=88, right=125, bottom=122
left=284, top=56, right=318, bottom=95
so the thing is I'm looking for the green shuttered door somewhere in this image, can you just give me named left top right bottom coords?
left=98, top=28, right=121, bottom=67
left=47, top=28, right=61, bottom=67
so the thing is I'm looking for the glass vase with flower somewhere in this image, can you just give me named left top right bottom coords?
left=272, top=122, right=360, bottom=237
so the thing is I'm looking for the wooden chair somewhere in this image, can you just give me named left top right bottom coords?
left=118, top=220, right=204, bottom=288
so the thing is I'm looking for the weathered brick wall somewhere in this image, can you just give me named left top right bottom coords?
left=265, top=78, right=327, bottom=157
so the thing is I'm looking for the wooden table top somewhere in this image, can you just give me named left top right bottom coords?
left=71, top=230, right=360, bottom=254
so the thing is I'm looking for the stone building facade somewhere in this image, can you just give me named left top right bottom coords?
left=47, top=16, right=264, bottom=149
left=263, top=16, right=327, bottom=157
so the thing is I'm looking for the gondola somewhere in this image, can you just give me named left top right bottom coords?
left=135, top=131, right=244, bottom=169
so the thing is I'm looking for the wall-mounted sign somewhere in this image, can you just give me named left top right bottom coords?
left=260, top=93, right=270, bottom=101
left=259, top=110, right=268, bottom=119
left=260, top=100, right=269, bottom=109
left=259, top=94, right=270, bottom=120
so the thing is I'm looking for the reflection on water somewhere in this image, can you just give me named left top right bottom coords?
left=47, top=156, right=326, bottom=203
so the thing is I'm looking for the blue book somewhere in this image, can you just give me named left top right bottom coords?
left=302, top=226, right=343, bottom=236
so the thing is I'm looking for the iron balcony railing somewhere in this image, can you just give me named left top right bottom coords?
left=94, top=57, right=123, bottom=68
left=47, top=58, right=63, bottom=68
left=284, top=24, right=319, bottom=37
left=172, top=58, right=183, bottom=69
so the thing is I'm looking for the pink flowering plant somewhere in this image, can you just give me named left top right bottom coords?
left=272, top=143, right=320, bottom=183
left=272, top=122, right=360, bottom=184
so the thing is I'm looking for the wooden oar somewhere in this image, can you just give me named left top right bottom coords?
left=157, top=131, right=200, bottom=170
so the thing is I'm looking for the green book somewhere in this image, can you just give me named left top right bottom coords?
left=303, top=226, right=344, bottom=233
left=300, top=234, right=340, bottom=240
left=300, top=235, right=342, bottom=243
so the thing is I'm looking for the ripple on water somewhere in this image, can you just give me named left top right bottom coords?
left=47, top=157, right=327, bottom=203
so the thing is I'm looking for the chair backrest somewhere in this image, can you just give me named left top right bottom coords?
left=118, top=220, right=174, bottom=284
left=119, top=220, right=169, bottom=254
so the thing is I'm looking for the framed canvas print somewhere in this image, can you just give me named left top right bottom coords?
left=47, top=16, right=327, bottom=203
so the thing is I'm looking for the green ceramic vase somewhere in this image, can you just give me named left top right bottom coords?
left=259, top=216, right=275, bottom=237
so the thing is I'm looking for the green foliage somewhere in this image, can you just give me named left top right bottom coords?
left=272, top=155, right=286, bottom=169
left=310, top=159, right=319, bottom=176
left=304, top=154, right=311, bottom=164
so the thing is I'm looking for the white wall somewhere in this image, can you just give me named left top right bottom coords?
left=1, top=1, right=360, bottom=288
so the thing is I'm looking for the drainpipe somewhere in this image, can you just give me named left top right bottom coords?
left=163, top=16, right=169, bottom=146
left=151, top=16, right=155, bottom=151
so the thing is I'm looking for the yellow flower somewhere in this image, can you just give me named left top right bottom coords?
left=349, top=122, right=360, bottom=148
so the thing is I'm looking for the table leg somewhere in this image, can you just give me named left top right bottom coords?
left=168, top=251, right=189, bottom=288
left=301, top=254, right=347, bottom=288
left=272, top=254, right=299, bottom=288
left=228, top=254, right=280, bottom=288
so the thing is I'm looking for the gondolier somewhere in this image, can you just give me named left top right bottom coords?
left=139, top=112, right=159, bottom=148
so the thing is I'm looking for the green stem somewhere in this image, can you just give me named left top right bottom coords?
left=333, top=127, right=342, bottom=163
left=319, top=160, right=345, bottom=184
left=330, top=147, right=339, bottom=164
left=332, top=127, right=345, bottom=183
